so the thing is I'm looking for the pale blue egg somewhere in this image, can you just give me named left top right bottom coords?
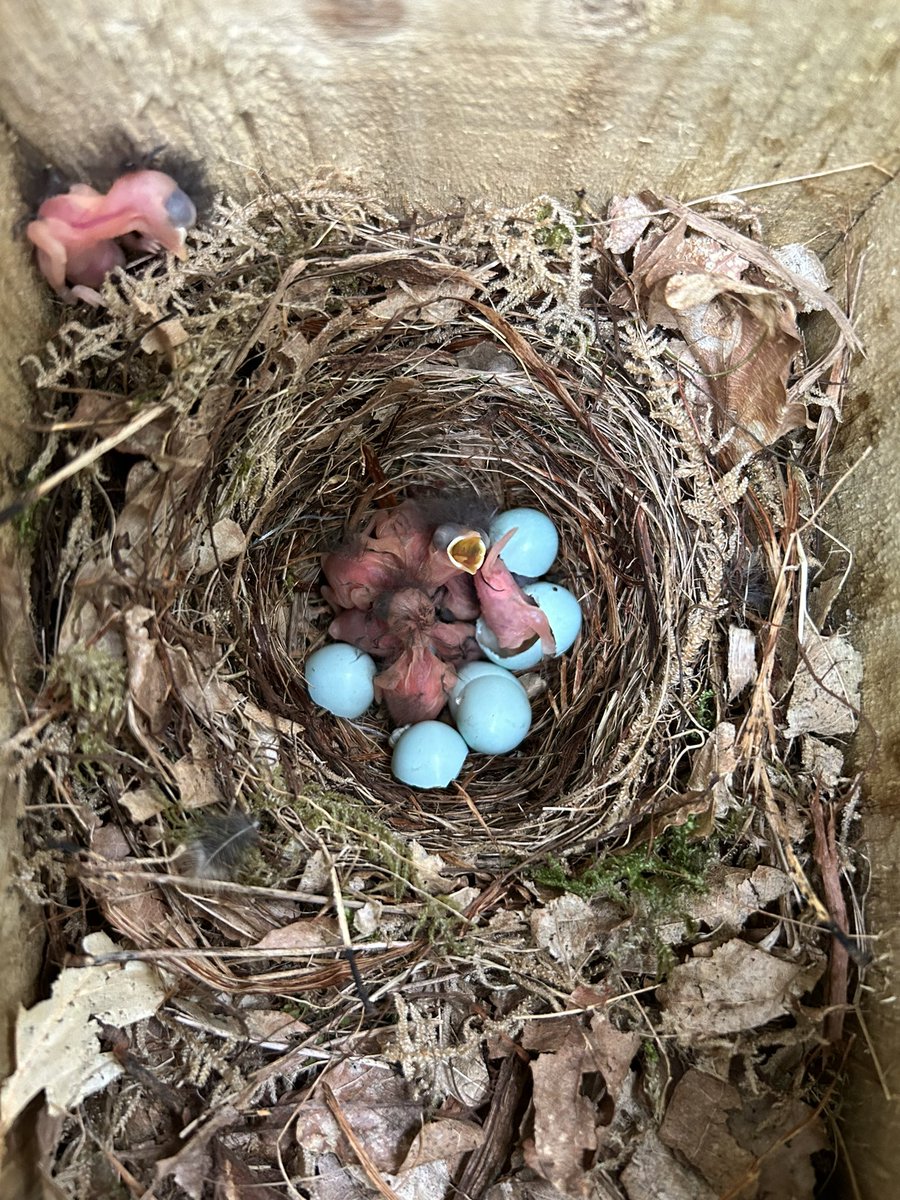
left=489, top=508, right=560, bottom=578
left=391, top=722, right=469, bottom=788
left=454, top=674, right=532, bottom=754
left=523, top=582, right=583, bottom=655
left=449, top=661, right=528, bottom=713
left=475, top=618, right=544, bottom=670
left=305, top=642, right=376, bottom=718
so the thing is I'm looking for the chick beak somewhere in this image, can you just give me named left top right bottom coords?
left=446, top=531, right=487, bottom=575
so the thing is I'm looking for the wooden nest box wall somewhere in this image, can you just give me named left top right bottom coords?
left=1, top=1, right=898, bottom=1196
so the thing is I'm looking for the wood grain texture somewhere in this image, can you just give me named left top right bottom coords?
left=0, top=124, right=48, bottom=1196
left=0, top=0, right=898, bottom=245
left=825, top=175, right=900, bottom=1197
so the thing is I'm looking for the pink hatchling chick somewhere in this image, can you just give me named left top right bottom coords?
left=26, top=170, right=197, bottom=305
left=433, top=571, right=479, bottom=621
left=374, top=640, right=458, bottom=725
left=474, top=529, right=556, bottom=656
left=321, top=536, right=404, bottom=611
left=373, top=501, right=488, bottom=589
left=372, top=587, right=459, bottom=723
left=429, top=619, right=480, bottom=667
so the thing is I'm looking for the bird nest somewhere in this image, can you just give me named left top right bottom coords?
left=5, top=178, right=869, bottom=1198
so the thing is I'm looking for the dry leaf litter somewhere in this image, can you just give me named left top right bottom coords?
left=0, top=181, right=869, bottom=1199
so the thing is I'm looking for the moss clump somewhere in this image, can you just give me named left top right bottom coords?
left=12, top=496, right=50, bottom=551
left=693, top=687, right=716, bottom=731
left=272, top=786, right=415, bottom=898
left=533, top=817, right=714, bottom=913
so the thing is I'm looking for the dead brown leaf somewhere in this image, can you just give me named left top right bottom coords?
left=621, top=1127, right=717, bottom=1200
left=524, top=1030, right=597, bottom=1196
left=530, top=893, right=599, bottom=971
left=728, top=1095, right=826, bottom=1200
left=686, top=721, right=737, bottom=822
left=120, top=786, right=166, bottom=823
left=294, top=1060, right=422, bottom=1173
left=123, top=606, right=170, bottom=732
left=800, top=736, right=844, bottom=789
left=167, top=643, right=244, bottom=717
left=625, top=219, right=806, bottom=461
left=0, top=933, right=166, bottom=1134
left=659, top=1069, right=755, bottom=1197
left=659, top=940, right=824, bottom=1038
left=604, top=194, right=654, bottom=255
left=522, top=1013, right=640, bottom=1196
left=308, top=1152, right=371, bottom=1200
left=254, top=917, right=342, bottom=951
left=172, top=752, right=226, bottom=810
left=72, top=391, right=171, bottom=457
left=369, top=277, right=477, bottom=326
left=398, top=1118, right=484, bottom=1172
left=82, top=865, right=170, bottom=940
left=140, top=316, right=190, bottom=356
left=178, top=517, right=246, bottom=576
left=785, top=629, right=862, bottom=738
left=241, top=1009, right=310, bottom=1042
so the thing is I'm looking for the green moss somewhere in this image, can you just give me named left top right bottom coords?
left=11, top=496, right=50, bottom=551
left=532, top=817, right=713, bottom=914
left=534, top=202, right=574, bottom=253
left=262, top=786, right=414, bottom=898
left=693, top=687, right=716, bottom=731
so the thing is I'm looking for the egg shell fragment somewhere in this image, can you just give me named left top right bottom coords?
left=305, top=642, right=377, bottom=718
left=474, top=619, right=545, bottom=670
left=391, top=721, right=469, bottom=788
left=454, top=673, right=533, bottom=754
left=489, top=508, right=560, bottom=577
left=522, top=581, right=583, bottom=656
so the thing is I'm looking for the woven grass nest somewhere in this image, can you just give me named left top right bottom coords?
left=7, top=178, right=868, bottom=1197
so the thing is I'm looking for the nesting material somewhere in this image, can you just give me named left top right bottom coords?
left=4, top=180, right=867, bottom=1199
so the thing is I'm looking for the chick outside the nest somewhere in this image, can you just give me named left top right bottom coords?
left=26, top=169, right=197, bottom=305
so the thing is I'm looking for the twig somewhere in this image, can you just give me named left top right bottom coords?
left=322, top=1082, right=404, bottom=1200
left=0, top=402, right=168, bottom=526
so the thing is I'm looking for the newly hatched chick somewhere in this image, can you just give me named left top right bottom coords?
left=26, top=169, right=197, bottom=304
left=475, top=529, right=556, bottom=655
left=373, top=492, right=493, bottom=587
left=321, top=534, right=404, bottom=612
left=373, top=587, right=458, bottom=724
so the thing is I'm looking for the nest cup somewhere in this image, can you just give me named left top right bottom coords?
left=206, top=237, right=726, bottom=854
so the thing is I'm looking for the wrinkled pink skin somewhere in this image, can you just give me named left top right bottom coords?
left=474, top=529, right=556, bottom=655
left=429, top=620, right=480, bottom=666
left=322, top=504, right=488, bottom=722
left=324, top=502, right=481, bottom=612
left=374, top=638, right=458, bottom=725
left=321, top=538, right=404, bottom=611
left=372, top=501, right=483, bottom=589
left=26, top=170, right=196, bottom=305
left=332, top=586, right=477, bottom=671
left=434, top=572, right=479, bottom=621
left=365, top=587, right=462, bottom=722
left=327, top=607, right=401, bottom=658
